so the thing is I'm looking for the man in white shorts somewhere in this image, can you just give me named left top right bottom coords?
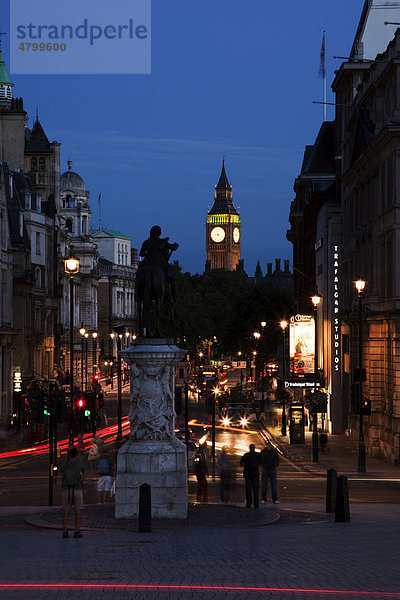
left=96, top=448, right=114, bottom=504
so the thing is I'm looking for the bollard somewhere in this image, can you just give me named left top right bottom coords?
left=326, top=467, right=337, bottom=513
left=335, top=475, right=350, bottom=522
left=138, top=483, right=152, bottom=532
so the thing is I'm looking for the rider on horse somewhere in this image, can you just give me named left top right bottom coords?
left=139, top=225, right=179, bottom=286
left=137, top=226, right=179, bottom=337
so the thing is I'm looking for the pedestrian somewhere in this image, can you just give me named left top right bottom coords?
left=217, top=446, right=233, bottom=503
left=76, top=433, right=85, bottom=457
left=96, top=448, right=114, bottom=504
left=240, top=443, right=260, bottom=508
left=87, top=437, right=99, bottom=476
left=260, top=440, right=280, bottom=504
left=194, top=442, right=209, bottom=503
left=95, top=433, right=104, bottom=454
left=60, top=447, right=85, bottom=538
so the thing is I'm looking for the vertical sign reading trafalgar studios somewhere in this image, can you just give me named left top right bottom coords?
left=289, top=315, right=315, bottom=375
left=332, top=245, right=340, bottom=373
left=10, top=0, right=151, bottom=74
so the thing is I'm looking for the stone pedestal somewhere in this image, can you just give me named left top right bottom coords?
left=115, top=339, right=187, bottom=519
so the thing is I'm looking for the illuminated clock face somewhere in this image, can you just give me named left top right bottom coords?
left=210, top=226, right=225, bottom=243
left=233, top=227, right=240, bottom=243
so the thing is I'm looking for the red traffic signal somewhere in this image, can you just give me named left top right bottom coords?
left=93, top=374, right=100, bottom=381
left=77, top=398, right=84, bottom=408
left=361, top=397, right=371, bottom=415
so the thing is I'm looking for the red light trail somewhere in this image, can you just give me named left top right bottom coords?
left=0, top=583, right=398, bottom=596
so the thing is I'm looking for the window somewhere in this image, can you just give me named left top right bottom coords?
left=31, top=157, right=37, bottom=172
left=34, top=307, right=41, bottom=331
left=39, top=157, right=45, bottom=172
left=25, top=194, right=31, bottom=210
left=35, top=232, right=41, bottom=255
left=66, top=219, right=73, bottom=233
left=34, top=267, right=41, bottom=289
left=82, top=215, right=87, bottom=234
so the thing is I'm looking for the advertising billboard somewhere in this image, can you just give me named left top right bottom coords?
left=289, top=315, right=315, bottom=374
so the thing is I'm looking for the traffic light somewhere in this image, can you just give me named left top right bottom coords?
left=77, top=397, right=85, bottom=409
left=93, top=374, right=100, bottom=381
left=361, top=396, right=371, bottom=415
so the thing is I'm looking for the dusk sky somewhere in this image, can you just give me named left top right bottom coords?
left=2, top=1, right=364, bottom=274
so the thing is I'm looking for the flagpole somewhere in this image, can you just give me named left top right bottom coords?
left=319, top=31, right=326, bottom=122
left=98, top=192, right=102, bottom=229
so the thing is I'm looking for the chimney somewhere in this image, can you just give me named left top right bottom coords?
left=284, top=260, right=290, bottom=273
left=275, top=259, right=281, bottom=273
left=267, top=263, right=272, bottom=275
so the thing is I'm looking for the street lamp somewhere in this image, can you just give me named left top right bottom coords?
left=84, top=332, right=89, bottom=390
left=355, top=279, right=366, bottom=473
left=311, top=294, right=321, bottom=462
left=280, top=319, right=288, bottom=436
left=125, top=331, right=130, bottom=348
left=109, top=333, right=115, bottom=388
left=211, top=386, right=220, bottom=481
left=79, top=325, right=86, bottom=391
left=64, top=254, right=80, bottom=447
left=92, top=332, right=98, bottom=377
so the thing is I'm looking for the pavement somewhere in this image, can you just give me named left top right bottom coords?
left=1, top=418, right=400, bottom=599
left=264, top=421, right=400, bottom=478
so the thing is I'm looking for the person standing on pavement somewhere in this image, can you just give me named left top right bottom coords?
left=240, top=443, right=260, bottom=508
left=260, top=440, right=280, bottom=504
left=60, top=447, right=85, bottom=538
left=194, top=442, right=209, bottom=503
left=96, top=448, right=115, bottom=504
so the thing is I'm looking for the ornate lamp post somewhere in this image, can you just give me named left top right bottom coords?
left=84, top=332, right=89, bottom=390
left=237, top=350, right=242, bottom=367
left=64, top=255, right=80, bottom=447
left=92, top=331, right=98, bottom=377
left=211, top=386, right=220, bottom=481
left=280, top=319, right=288, bottom=436
left=109, top=333, right=115, bottom=388
left=117, top=332, right=123, bottom=442
left=355, top=279, right=367, bottom=473
left=79, top=325, right=86, bottom=391
left=311, top=294, right=321, bottom=462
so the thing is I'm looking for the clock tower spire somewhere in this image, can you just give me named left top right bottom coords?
left=206, top=159, right=241, bottom=270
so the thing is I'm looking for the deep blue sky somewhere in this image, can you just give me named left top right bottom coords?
left=2, top=1, right=364, bottom=274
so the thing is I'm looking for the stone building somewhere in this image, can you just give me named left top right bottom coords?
left=58, top=161, right=99, bottom=383
left=92, top=229, right=137, bottom=366
left=0, top=165, right=13, bottom=425
left=332, top=23, right=400, bottom=461
left=288, top=0, right=400, bottom=459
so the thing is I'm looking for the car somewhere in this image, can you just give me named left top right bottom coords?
left=221, top=406, right=248, bottom=428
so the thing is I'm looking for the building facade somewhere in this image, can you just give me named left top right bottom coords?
left=92, top=229, right=137, bottom=367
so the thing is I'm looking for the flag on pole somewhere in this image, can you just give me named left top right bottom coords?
left=319, top=31, right=325, bottom=79
left=98, top=192, right=101, bottom=204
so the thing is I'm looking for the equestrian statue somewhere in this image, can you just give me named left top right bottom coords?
left=136, top=225, right=179, bottom=338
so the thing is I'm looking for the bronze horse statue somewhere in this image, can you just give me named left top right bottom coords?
left=136, top=226, right=179, bottom=338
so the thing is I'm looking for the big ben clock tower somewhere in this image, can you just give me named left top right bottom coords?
left=206, top=159, right=241, bottom=270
